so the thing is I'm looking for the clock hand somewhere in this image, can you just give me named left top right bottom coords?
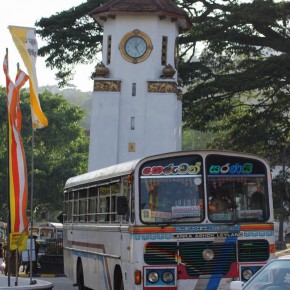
left=136, top=40, right=142, bottom=48
left=135, top=46, right=140, bottom=54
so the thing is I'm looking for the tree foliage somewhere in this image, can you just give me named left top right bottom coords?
left=36, top=0, right=104, bottom=87
left=179, top=0, right=290, bottom=162
left=0, top=87, right=89, bottom=220
left=35, top=0, right=289, bottom=163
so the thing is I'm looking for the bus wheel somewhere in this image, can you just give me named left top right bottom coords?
left=77, top=261, right=85, bottom=290
left=114, top=267, right=124, bottom=290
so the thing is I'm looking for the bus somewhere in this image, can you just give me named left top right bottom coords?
left=33, top=222, right=63, bottom=241
left=29, top=222, right=63, bottom=256
left=63, top=150, right=275, bottom=290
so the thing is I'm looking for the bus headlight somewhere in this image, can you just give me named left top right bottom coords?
left=161, top=271, right=174, bottom=283
left=147, top=271, right=159, bottom=283
left=242, top=268, right=253, bottom=280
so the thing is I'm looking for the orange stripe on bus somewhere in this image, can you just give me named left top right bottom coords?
left=240, top=224, right=274, bottom=230
left=129, top=226, right=175, bottom=233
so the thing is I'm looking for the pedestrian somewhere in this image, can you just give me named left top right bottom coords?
left=25, top=235, right=40, bottom=275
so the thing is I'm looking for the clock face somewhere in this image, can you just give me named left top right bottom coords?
left=125, top=36, right=147, bottom=58
left=119, top=30, right=153, bottom=63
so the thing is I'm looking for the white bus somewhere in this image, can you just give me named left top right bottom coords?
left=63, top=150, right=275, bottom=290
left=33, top=222, right=63, bottom=241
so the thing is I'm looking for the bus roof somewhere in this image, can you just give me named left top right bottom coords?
left=64, top=150, right=269, bottom=190
left=64, top=158, right=141, bottom=189
left=38, top=222, right=63, bottom=229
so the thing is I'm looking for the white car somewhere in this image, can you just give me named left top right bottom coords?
left=230, top=255, right=290, bottom=290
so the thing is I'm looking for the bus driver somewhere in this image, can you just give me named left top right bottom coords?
left=209, top=190, right=236, bottom=213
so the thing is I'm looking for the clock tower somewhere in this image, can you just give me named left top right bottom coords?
left=88, top=0, right=191, bottom=171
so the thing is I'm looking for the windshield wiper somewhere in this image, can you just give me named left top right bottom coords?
left=160, top=216, right=194, bottom=229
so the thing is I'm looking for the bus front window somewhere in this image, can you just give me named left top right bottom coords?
left=139, top=156, right=204, bottom=224
left=206, top=154, right=269, bottom=223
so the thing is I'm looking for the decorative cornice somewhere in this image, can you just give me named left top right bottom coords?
left=93, top=80, right=121, bottom=92
left=89, top=0, right=192, bottom=30
left=148, top=81, right=177, bottom=94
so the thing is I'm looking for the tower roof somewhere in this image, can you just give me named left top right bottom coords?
left=89, top=0, right=192, bottom=30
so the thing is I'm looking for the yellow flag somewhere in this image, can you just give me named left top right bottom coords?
left=9, top=25, right=48, bottom=129
left=10, top=230, right=28, bottom=251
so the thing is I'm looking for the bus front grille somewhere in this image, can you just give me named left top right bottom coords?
left=238, top=240, right=270, bottom=262
left=144, top=242, right=177, bottom=264
left=179, top=242, right=236, bottom=276
left=144, top=242, right=236, bottom=276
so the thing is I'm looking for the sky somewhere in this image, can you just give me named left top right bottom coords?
left=0, top=0, right=97, bottom=92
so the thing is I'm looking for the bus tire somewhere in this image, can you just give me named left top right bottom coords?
left=77, top=260, right=86, bottom=290
left=114, top=266, right=124, bottom=290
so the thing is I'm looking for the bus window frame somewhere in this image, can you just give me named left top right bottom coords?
left=206, top=154, right=270, bottom=223
left=137, top=154, right=205, bottom=225
left=63, top=177, right=130, bottom=225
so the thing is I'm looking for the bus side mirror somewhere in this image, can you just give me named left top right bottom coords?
left=117, top=196, right=128, bottom=215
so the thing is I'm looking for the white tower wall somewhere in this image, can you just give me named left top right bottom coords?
left=88, top=15, right=182, bottom=171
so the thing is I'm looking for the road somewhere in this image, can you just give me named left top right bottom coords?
left=2, top=246, right=290, bottom=290
left=41, top=276, right=75, bottom=290
left=46, top=246, right=290, bottom=290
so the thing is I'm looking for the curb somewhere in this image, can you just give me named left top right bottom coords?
left=19, top=274, right=66, bottom=278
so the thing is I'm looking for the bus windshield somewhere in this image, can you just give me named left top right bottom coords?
left=139, top=153, right=270, bottom=224
left=206, top=154, right=269, bottom=223
left=139, top=155, right=204, bottom=223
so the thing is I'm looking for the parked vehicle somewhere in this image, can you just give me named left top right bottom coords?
left=31, top=223, right=64, bottom=275
left=33, top=222, right=63, bottom=241
left=32, top=223, right=63, bottom=256
left=230, top=255, right=290, bottom=290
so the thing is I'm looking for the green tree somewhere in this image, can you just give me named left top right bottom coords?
left=35, top=0, right=289, bottom=159
left=36, top=0, right=104, bottom=87
left=182, top=130, right=216, bottom=150
left=179, top=0, right=290, bottom=161
left=0, top=87, right=89, bottom=221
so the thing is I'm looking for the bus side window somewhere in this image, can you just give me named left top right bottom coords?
left=111, top=183, right=120, bottom=222
left=79, top=199, right=87, bottom=222
left=99, top=197, right=106, bottom=222
left=68, top=201, right=72, bottom=222
left=89, top=198, right=97, bottom=222
left=122, top=177, right=131, bottom=223
left=99, top=185, right=110, bottom=222
left=105, top=196, right=110, bottom=221
left=79, top=189, right=87, bottom=222
left=89, top=187, right=98, bottom=222
left=74, top=200, right=79, bottom=222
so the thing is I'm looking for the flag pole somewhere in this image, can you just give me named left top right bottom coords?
left=5, top=47, right=11, bottom=287
left=29, top=127, right=35, bottom=285
left=14, top=62, right=20, bottom=287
